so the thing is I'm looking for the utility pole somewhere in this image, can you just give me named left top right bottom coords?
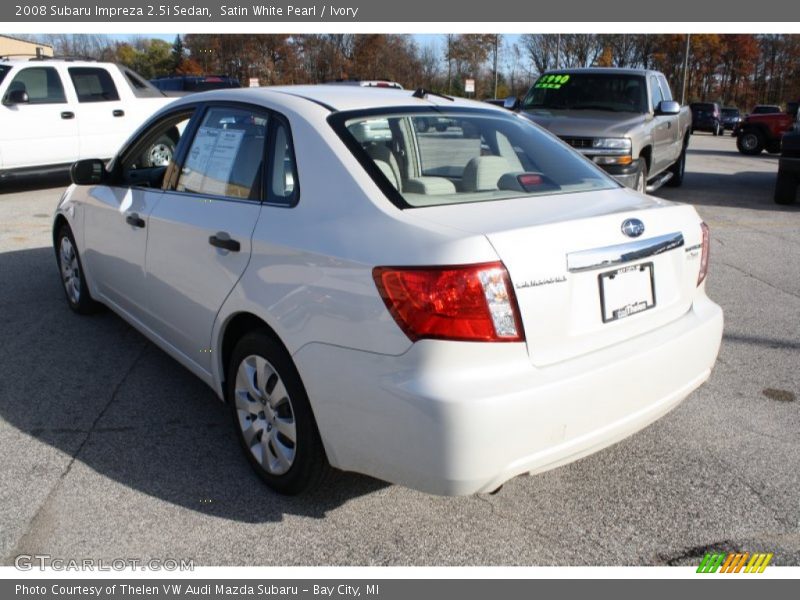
left=681, top=33, right=690, bottom=105
left=493, top=34, right=499, bottom=99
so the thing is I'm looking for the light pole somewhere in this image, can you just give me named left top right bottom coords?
left=681, top=34, right=690, bottom=105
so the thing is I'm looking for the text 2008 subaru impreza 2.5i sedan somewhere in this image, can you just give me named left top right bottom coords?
left=53, top=85, right=723, bottom=496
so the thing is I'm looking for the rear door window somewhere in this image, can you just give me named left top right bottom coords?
left=68, top=67, right=120, bottom=102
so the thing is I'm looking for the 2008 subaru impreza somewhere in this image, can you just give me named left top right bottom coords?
left=53, top=85, right=723, bottom=495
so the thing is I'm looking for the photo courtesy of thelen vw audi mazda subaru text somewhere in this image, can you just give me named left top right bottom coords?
left=53, top=85, right=723, bottom=496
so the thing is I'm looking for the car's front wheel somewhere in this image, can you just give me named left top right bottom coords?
left=55, top=224, right=100, bottom=314
left=227, top=330, right=330, bottom=495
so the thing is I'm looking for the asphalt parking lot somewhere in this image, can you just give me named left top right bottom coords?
left=0, top=133, right=798, bottom=567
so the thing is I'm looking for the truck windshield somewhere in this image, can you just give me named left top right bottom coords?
left=0, top=65, right=10, bottom=86
left=522, top=73, right=647, bottom=114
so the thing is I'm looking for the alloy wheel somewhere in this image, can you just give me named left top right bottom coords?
left=234, top=354, right=297, bottom=475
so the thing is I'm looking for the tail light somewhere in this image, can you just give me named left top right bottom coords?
left=373, top=262, right=524, bottom=342
left=698, top=222, right=710, bottom=285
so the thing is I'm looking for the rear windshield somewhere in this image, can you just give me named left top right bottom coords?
left=522, top=73, right=647, bottom=113
left=331, top=108, right=617, bottom=209
left=691, top=103, right=715, bottom=111
left=752, top=105, right=780, bottom=114
left=721, top=108, right=739, bottom=116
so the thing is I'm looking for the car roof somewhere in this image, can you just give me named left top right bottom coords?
left=169, top=85, right=500, bottom=113
left=0, top=57, right=116, bottom=68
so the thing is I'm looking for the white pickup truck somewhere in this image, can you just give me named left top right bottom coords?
left=0, top=58, right=175, bottom=181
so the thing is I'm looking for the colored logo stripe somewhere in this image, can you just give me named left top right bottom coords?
left=696, top=552, right=773, bottom=573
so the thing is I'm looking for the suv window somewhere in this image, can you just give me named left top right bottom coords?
left=0, top=65, right=10, bottom=86
left=177, top=106, right=268, bottom=200
left=121, top=67, right=164, bottom=98
left=5, top=67, right=66, bottom=104
left=68, top=67, right=120, bottom=102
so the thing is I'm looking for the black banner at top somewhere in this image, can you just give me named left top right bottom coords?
left=3, top=0, right=800, bottom=22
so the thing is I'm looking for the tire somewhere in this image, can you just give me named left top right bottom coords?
left=633, top=158, right=648, bottom=194
left=415, top=117, right=429, bottom=133
left=55, top=224, right=101, bottom=314
left=774, top=171, right=798, bottom=205
left=666, top=142, right=687, bottom=187
left=434, top=122, right=448, bottom=132
left=141, top=134, right=176, bottom=167
left=737, top=129, right=765, bottom=155
left=227, top=330, right=330, bottom=495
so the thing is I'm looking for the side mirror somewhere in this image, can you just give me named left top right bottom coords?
left=71, top=159, right=107, bottom=185
left=656, top=100, right=681, bottom=115
left=3, top=89, right=29, bottom=105
left=503, top=96, right=520, bottom=111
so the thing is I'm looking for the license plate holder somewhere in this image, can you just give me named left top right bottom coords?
left=599, top=262, right=656, bottom=323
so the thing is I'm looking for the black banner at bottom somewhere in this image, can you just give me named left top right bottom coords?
left=2, top=579, right=796, bottom=600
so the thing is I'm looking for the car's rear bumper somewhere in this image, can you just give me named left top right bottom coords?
left=294, top=295, right=723, bottom=495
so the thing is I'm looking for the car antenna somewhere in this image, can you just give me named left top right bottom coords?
left=412, top=88, right=454, bottom=102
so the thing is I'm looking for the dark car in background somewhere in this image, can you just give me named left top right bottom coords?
left=149, top=75, right=241, bottom=95
left=690, top=102, right=723, bottom=136
left=721, top=107, right=742, bottom=133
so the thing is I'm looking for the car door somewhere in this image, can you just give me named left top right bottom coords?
left=143, top=104, right=269, bottom=374
left=649, top=75, right=672, bottom=174
left=82, top=108, right=197, bottom=325
left=0, top=65, right=78, bottom=169
left=67, top=66, right=129, bottom=160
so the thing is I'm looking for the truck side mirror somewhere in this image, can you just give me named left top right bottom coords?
left=656, top=100, right=681, bottom=115
left=71, top=159, right=108, bottom=185
left=503, top=96, right=520, bottom=111
left=3, top=89, right=29, bottom=105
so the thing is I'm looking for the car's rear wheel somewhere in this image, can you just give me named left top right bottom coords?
left=227, top=330, right=330, bottom=495
left=737, top=130, right=764, bottom=155
left=56, top=224, right=100, bottom=314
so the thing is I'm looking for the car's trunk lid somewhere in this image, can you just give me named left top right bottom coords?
left=413, top=189, right=704, bottom=366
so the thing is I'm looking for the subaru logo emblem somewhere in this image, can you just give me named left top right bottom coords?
left=621, top=218, right=645, bottom=238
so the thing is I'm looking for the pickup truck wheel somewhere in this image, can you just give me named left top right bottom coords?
left=737, top=130, right=764, bottom=155
left=228, top=330, right=331, bottom=495
left=634, top=159, right=648, bottom=194
left=665, top=144, right=687, bottom=187
left=774, top=171, right=798, bottom=205
left=142, top=134, right=176, bottom=167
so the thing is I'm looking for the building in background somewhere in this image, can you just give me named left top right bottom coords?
left=0, top=35, right=54, bottom=58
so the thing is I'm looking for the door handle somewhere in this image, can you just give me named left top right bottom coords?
left=61, top=111, right=74, bottom=119
left=125, top=213, right=145, bottom=228
left=209, top=233, right=240, bottom=252
left=113, top=109, right=125, bottom=117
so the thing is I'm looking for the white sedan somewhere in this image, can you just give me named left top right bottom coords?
left=53, top=85, right=723, bottom=496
